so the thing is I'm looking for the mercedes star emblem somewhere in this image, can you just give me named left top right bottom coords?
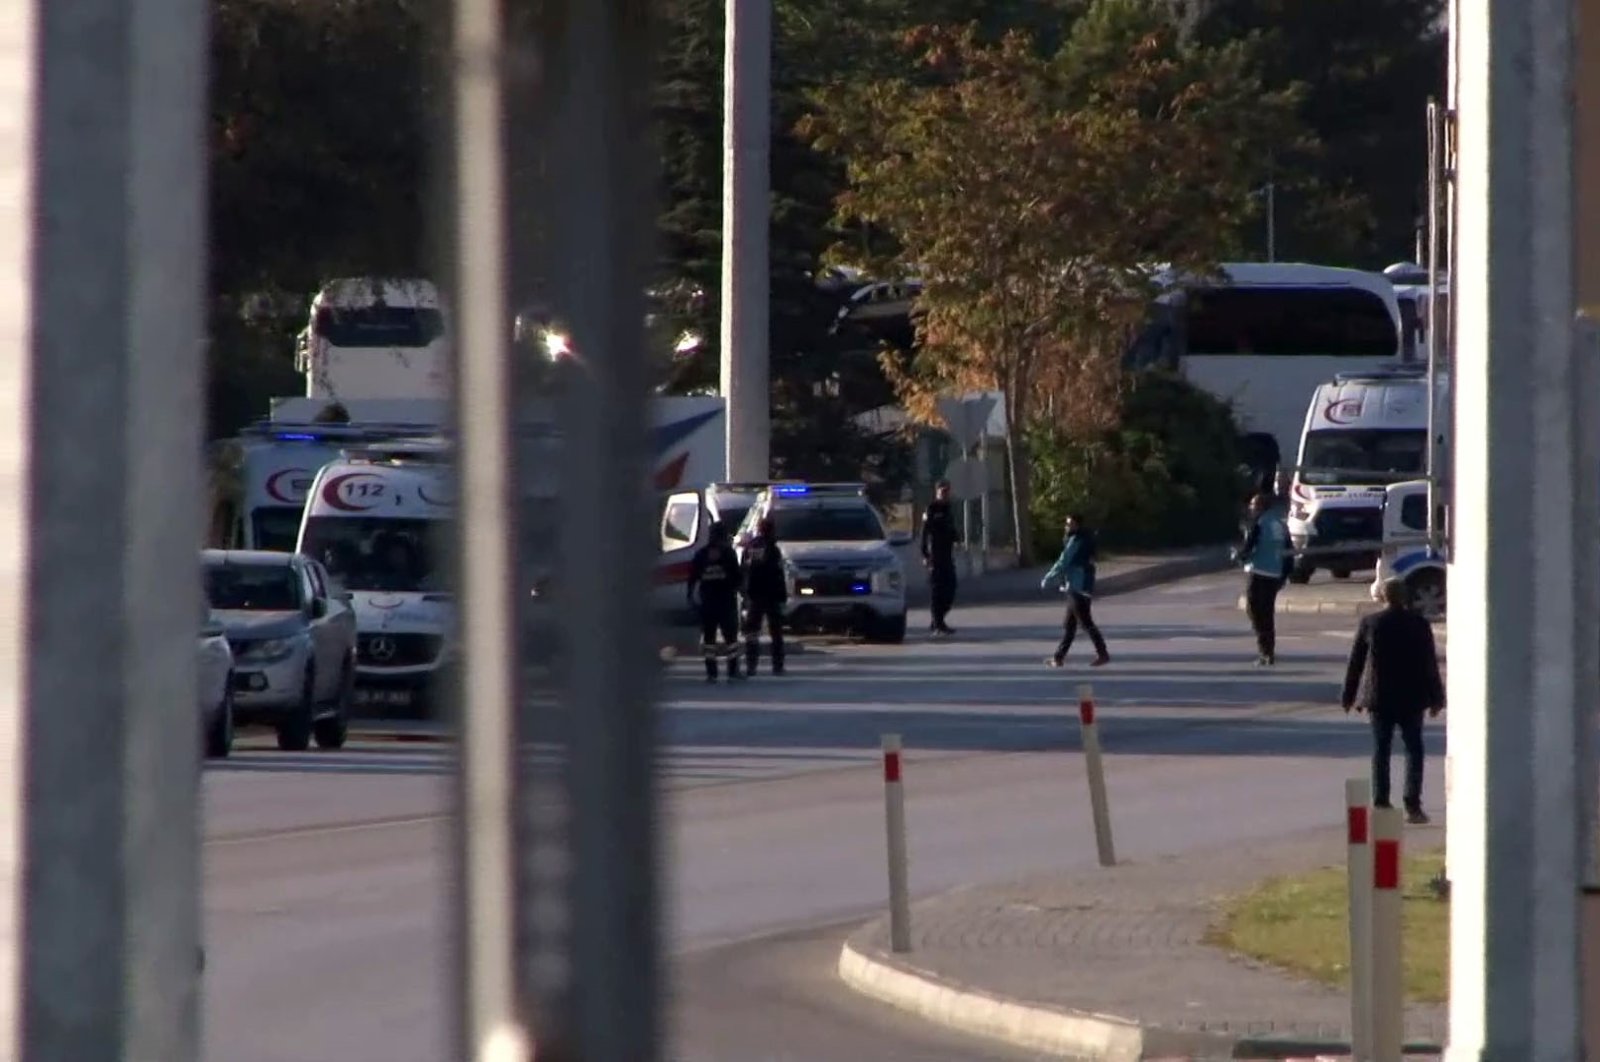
left=368, top=636, right=397, bottom=662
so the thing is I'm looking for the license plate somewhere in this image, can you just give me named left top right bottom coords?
left=355, top=688, right=414, bottom=708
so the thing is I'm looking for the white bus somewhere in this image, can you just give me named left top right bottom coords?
left=296, top=278, right=451, bottom=401
left=1125, top=262, right=1406, bottom=483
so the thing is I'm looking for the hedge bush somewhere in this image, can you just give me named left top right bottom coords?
left=1028, top=371, right=1248, bottom=554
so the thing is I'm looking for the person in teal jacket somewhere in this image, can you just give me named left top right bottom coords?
left=1040, top=513, right=1110, bottom=668
left=1232, top=491, right=1292, bottom=666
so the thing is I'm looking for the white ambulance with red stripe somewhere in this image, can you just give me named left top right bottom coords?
left=296, top=439, right=455, bottom=714
left=214, top=420, right=438, bottom=552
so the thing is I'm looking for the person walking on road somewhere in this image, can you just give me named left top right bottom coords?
left=687, top=521, right=743, bottom=682
left=921, top=479, right=959, bottom=637
left=1341, top=578, right=1446, bottom=824
left=1234, top=491, right=1291, bottom=666
left=1041, top=513, right=1110, bottom=668
left=740, top=516, right=787, bottom=676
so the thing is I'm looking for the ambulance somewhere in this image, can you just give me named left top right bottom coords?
left=296, top=439, right=456, bottom=713
left=210, top=420, right=438, bottom=551
left=1284, top=367, right=1447, bottom=584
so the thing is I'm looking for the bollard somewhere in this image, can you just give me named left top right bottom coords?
left=1077, top=684, right=1116, bottom=867
left=1369, top=806, right=1405, bottom=1062
left=1345, top=779, right=1374, bottom=1061
left=882, top=733, right=912, bottom=953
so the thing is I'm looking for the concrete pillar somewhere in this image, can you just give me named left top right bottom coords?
left=1446, top=0, right=1586, bottom=1058
left=0, top=0, right=207, bottom=1056
left=1574, top=0, right=1600, bottom=1051
left=719, top=0, right=772, bottom=480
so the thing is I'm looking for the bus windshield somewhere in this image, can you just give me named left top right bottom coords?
left=313, top=305, right=445, bottom=348
left=1299, top=429, right=1426, bottom=486
left=299, top=516, right=445, bottom=592
left=1184, top=287, right=1398, bottom=358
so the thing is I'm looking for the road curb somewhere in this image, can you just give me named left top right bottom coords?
left=1234, top=592, right=1379, bottom=616
left=349, top=726, right=453, bottom=743
left=837, top=935, right=1443, bottom=1060
left=911, top=549, right=1234, bottom=610
left=838, top=937, right=1147, bottom=1060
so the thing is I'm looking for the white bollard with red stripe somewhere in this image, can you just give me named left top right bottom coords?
left=882, top=733, right=911, bottom=953
left=1369, top=806, right=1405, bottom=1062
left=1345, top=778, right=1374, bottom=1061
left=1077, top=684, right=1116, bottom=868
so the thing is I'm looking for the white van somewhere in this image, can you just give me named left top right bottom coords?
left=296, top=439, right=455, bottom=713
left=1285, top=367, right=1446, bottom=583
left=296, top=278, right=451, bottom=401
left=213, top=420, right=439, bottom=551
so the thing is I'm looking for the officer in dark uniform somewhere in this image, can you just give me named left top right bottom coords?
left=687, top=521, right=742, bottom=682
left=921, top=479, right=958, bottom=636
left=740, top=516, right=788, bottom=675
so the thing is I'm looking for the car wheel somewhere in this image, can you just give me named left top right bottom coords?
left=866, top=613, right=907, bottom=644
left=314, top=659, right=352, bottom=750
left=276, top=669, right=315, bottom=751
left=205, top=687, right=234, bottom=760
left=1408, top=568, right=1447, bottom=621
left=1287, top=560, right=1314, bottom=585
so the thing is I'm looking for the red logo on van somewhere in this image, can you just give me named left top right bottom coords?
left=265, top=468, right=313, bottom=504
left=320, top=472, right=386, bottom=512
left=1324, top=396, right=1366, bottom=425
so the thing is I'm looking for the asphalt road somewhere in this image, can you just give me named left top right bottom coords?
left=202, top=571, right=1441, bottom=1061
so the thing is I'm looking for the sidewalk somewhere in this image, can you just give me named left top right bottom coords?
left=839, top=824, right=1448, bottom=1060
left=1234, top=578, right=1378, bottom=617
left=908, top=545, right=1233, bottom=609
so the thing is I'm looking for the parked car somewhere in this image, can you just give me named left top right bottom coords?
left=1370, top=480, right=1447, bottom=620
left=202, top=549, right=357, bottom=751
left=732, top=482, right=913, bottom=643
left=198, top=606, right=235, bottom=759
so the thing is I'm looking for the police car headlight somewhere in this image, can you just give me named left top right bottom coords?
left=871, top=565, right=903, bottom=593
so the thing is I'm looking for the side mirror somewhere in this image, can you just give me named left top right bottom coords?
left=887, top=529, right=913, bottom=547
left=310, top=597, right=328, bottom=619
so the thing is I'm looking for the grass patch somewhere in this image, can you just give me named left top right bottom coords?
left=1206, top=848, right=1449, bottom=1004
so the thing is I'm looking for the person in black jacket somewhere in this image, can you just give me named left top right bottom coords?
left=687, top=521, right=743, bottom=682
left=740, top=516, right=787, bottom=675
left=1341, top=578, right=1446, bottom=823
left=921, top=479, right=959, bottom=636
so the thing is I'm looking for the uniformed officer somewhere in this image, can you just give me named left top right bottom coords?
left=740, top=516, right=788, bottom=675
left=687, top=521, right=743, bottom=682
left=921, top=479, right=959, bottom=636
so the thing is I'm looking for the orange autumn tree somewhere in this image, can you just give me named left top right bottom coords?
left=800, top=1, right=1304, bottom=560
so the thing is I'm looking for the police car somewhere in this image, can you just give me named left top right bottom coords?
left=733, top=483, right=912, bottom=642
left=1370, top=479, right=1447, bottom=620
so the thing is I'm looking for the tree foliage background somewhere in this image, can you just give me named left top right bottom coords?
left=207, top=0, right=1445, bottom=540
left=800, top=1, right=1303, bottom=557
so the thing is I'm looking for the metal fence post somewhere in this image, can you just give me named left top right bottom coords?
left=0, top=0, right=207, bottom=1056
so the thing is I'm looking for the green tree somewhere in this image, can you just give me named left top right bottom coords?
left=1192, top=0, right=1448, bottom=264
left=801, top=1, right=1304, bottom=560
left=208, top=0, right=440, bottom=435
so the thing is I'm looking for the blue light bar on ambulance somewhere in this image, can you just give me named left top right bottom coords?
left=274, top=432, right=319, bottom=441
left=773, top=482, right=868, bottom=497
